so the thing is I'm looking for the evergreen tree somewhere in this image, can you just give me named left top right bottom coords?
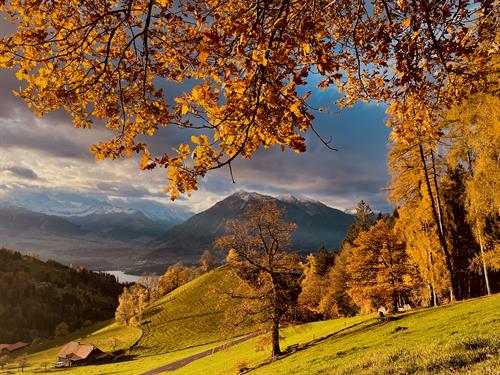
left=442, top=166, right=484, bottom=299
left=345, top=200, right=375, bottom=245
left=314, top=246, right=334, bottom=277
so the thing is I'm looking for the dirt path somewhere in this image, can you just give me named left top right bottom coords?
left=140, top=333, right=259, bottom=374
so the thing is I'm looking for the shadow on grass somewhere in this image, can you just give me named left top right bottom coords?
left=142, top=306, right=162, bottom=320
left=246, top=318, right=385, bottom=373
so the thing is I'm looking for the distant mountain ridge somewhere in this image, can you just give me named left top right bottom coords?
left=0, top=190, right=191, bottom=226
left=0, top=205, right=166, bottom=242
left=0, top=190, right=355, bottom=273
left=0, top=206, right=84, bottom=237
left=145, top=191, right=354, bottom=266
left=0, top=206, right=162, bottom=270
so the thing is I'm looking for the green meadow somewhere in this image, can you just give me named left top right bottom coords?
left=3, top=268, right=498, bottom=374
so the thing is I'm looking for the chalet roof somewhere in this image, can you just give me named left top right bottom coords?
left=0, top=342, right=29, bottom=352
left=57, top=341, right=97, bottom=360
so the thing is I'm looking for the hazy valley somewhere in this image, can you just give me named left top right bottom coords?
left=0, top=191, right=355, bottom=273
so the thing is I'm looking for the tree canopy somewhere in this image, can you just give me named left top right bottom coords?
left=0, top=0, right=496, bottom=198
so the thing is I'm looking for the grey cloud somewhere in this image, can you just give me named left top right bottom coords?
left=4, top=166, right=39, bottom=180
left=95, top=182, right=151, bottom=198
left=194, top=97, right=392, bottom=212
left=0, top=121, right=93, bottom=159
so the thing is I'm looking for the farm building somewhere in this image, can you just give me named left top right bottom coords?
left=0, top=342, right=29, bottom=353
left=56, top=341, right=114, bottom=367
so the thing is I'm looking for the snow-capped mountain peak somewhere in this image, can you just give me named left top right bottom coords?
left=232, top=190, right=267, bottom=202
left=277, top=194, right=318, bottom=204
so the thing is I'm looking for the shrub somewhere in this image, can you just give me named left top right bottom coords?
left=234, top=359, right=249, bottom=374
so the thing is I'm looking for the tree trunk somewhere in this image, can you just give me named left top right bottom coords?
left=430, top=254, right=438, bottom=307
left=432, top=284, right=438, bottom=307
left=476, top=223, right=492, bottom=295
left=426, top=244, right=438, bottom=307
left=430, top=150, right=446, bottom=253
left=419, top=144, right=457, bottom=301
left=271, top=315, right=281, bottom=358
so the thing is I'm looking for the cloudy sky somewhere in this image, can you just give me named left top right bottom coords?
left=0, top=25, right=392, bottom=216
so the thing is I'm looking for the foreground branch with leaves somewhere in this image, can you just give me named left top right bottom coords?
left=0, top=0, right=496, bottom=198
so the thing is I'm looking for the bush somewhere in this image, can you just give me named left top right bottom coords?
left=234, top=359, right=249, bottom=374
left=54, top=321, right=69, bottom=337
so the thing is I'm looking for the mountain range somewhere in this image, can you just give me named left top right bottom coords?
left=142, top=191, right=354, bottom=270
left=0, top=190, right=355, bottom=273
left=0, top=190, right=190, bottom=226
left=0, top=205, right=166, bottom=242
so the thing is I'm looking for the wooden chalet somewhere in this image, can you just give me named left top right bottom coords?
left=56, top=341, right=114, bottom=367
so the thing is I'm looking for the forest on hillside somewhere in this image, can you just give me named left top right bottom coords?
left=0, top=248, right=123, bottom=343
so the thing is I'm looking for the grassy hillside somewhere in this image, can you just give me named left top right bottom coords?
left=178, top=294, right=500, bottom=375
left=135, top=266, right=250, bottom=355
left=2, top=267, right=248, bottom=374
left=6, top=270, right=499, bottom=375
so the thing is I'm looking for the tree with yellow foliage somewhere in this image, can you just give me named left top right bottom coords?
left=444, top=92, right=500, bottom=295
left=115, top=284, right=147, bottom=326
left=319, top=243, right=359, bottom=318
left=0, top=1, right=496, bottom=198
left=157, top=263, right=197, bottom=296
left=297, top=254, right=327, bottom=315
left=395, top=203, right=450, bottom=306
left=347, top=220, right=414, bottom=313
left=387, top=115, right=461, bottom=300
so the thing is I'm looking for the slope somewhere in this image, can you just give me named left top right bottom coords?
left=0, top=248, right=123, bottom=343
left=175, top=294, right=500, bottom=375
left=9, top=273, right=499, bottom=375
left=8, top=266, right=250, bottom=375
left=135, top=266, right=251, bottom=355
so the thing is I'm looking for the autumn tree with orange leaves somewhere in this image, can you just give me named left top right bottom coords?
left=216, top=201, right=300, bottom=358
left=347, top=220, right=415, bottom=313
left=0, top=0, right=496, bottom=199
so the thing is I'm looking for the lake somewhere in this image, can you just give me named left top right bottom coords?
left=104, top=270, right=141, bottom=283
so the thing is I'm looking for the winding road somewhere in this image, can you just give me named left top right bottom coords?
left=140, top=333, right=259, bottom=375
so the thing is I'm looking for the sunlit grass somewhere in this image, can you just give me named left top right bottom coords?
left=135, top=266, right=250, bottom=355
left=248, top=294, right=500, bottom=375
left=174, top=314, right=373, bottom=375
left=6, top=275, right=498, bottom=375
